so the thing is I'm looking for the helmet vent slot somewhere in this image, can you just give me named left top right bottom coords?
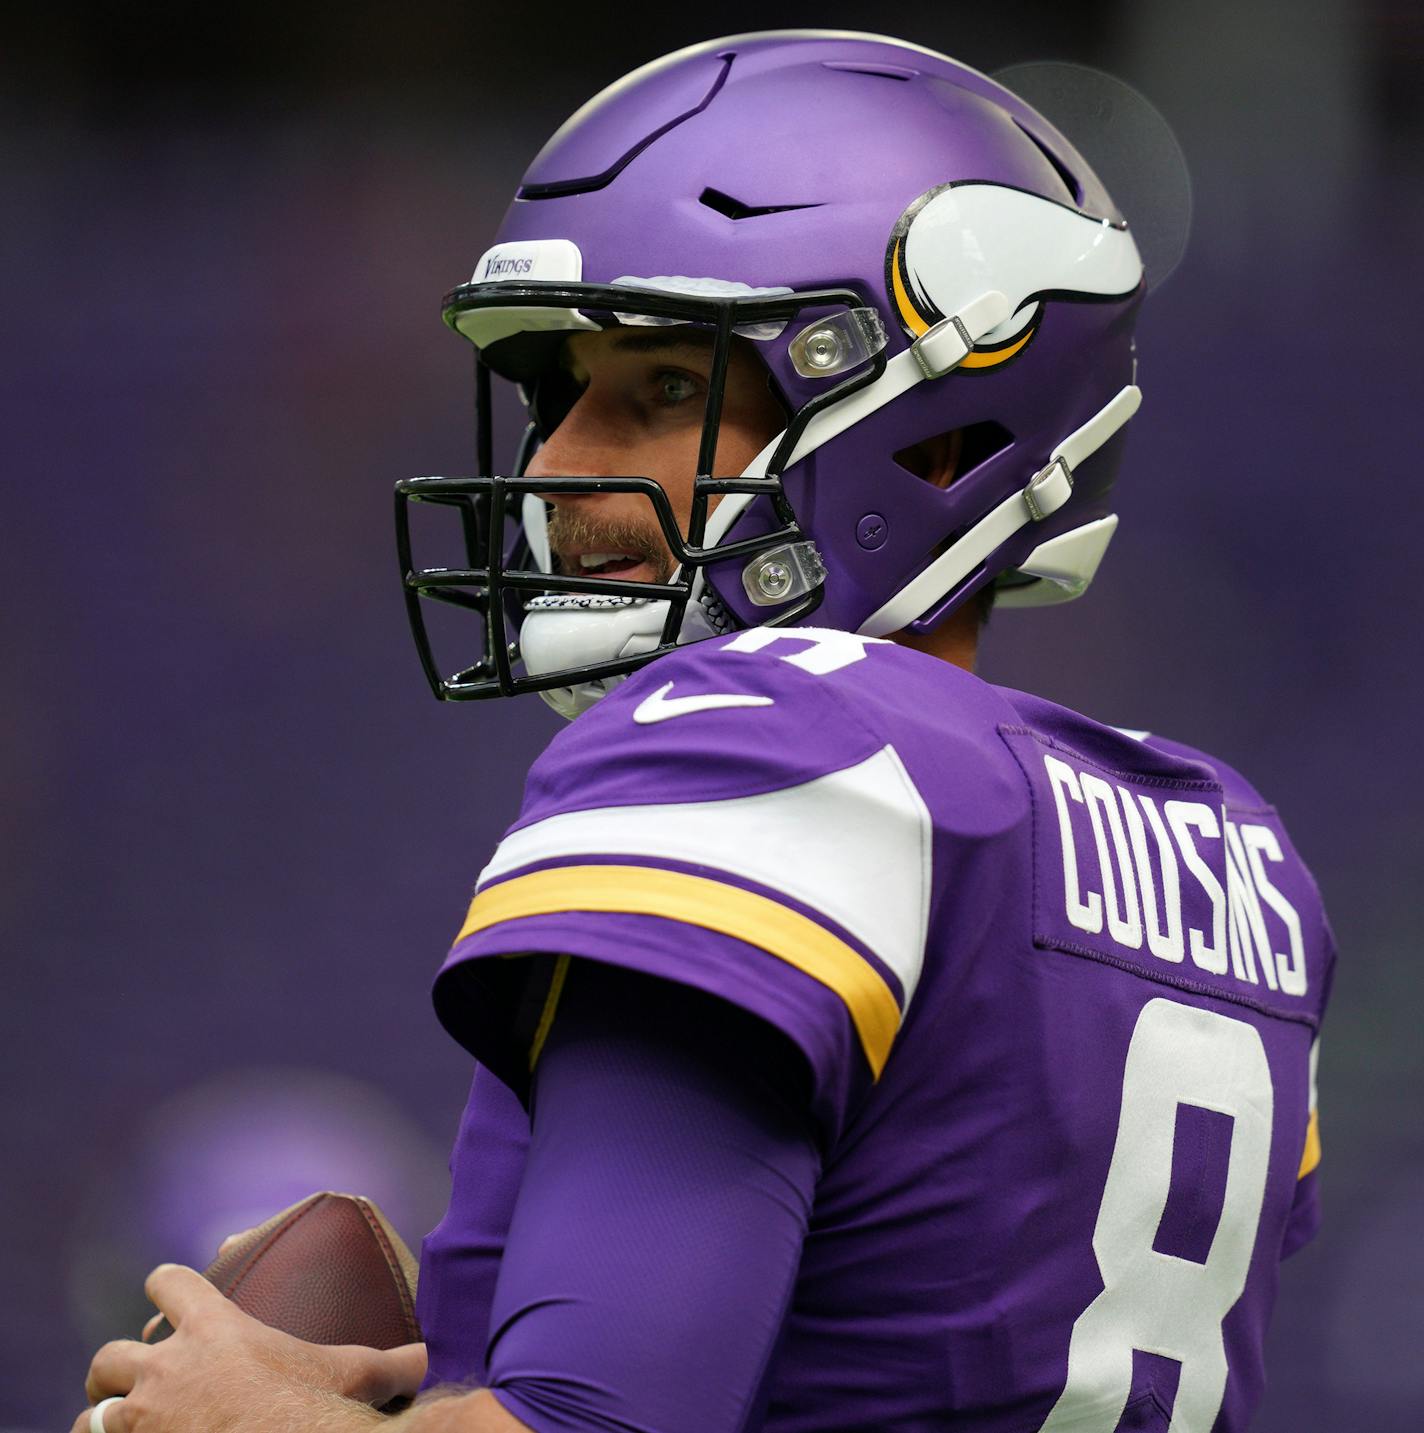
left=821, top=60, right=916, bottom=82
left=1013, top=120, right=1084, bottom=206
left=698, top=187, right=822, bottom=221
left=894, top=421, right=1013, bottom=485
left=956, top=420, right=1014, bottom=480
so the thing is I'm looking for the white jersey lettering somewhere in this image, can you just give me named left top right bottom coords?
left=1039, top=752, right=1308, bottom=998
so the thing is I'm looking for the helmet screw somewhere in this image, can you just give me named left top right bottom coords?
left=803, top=328, right=845, bottom=370
left=856, top=512, right=889, bottom=550
left=754, top=559, right=793, bottom=598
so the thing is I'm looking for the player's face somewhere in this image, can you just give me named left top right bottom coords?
left=526, top=327, right=786, bottom=585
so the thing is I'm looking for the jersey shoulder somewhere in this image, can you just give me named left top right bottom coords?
left=1139, top=733, right=1275, bottom=814
left=993, top=686, right=1303, bottom=823
left=449, top=629, right=979, bottom=1129
left=522, top=626, right=1026, bottom=832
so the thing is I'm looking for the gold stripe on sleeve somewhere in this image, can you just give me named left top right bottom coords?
left=527, top=952, right=571, bottom=1072
left=1297, top=1108, right=1321, bottom=1179
left=455, top=864, right=902, bottom=1078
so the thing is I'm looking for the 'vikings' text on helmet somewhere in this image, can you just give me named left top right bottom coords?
left=397, top=29, right=1144, bottom=718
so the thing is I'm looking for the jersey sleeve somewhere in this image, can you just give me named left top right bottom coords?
left=483, top=960, right=819, bottom=1433
left=1283, top=900, right=1335, bottom=1257
left=416, top=1064, right=529, bottom=1390
left=1281, top=1033, right=1323, bottom=1257
left=431, top=631, right=934, bottom=1143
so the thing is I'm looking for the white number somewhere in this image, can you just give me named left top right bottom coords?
left=1038, top=999, right=1273, bottom=1432
left=720, top=625, right=889, bottom=675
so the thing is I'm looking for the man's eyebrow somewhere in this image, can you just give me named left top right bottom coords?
left=609, top=328, right=717, bottom=355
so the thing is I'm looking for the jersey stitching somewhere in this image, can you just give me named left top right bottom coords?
left=999, top=723, right=1317, bottom=1029
left=999, top=723, right=1278, bottom=813
left=1034, top=937, right=1319, bottom=1030
left=1003, top=722, right=1049, bottom=945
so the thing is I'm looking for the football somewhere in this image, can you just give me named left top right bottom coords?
left=144, top=1191, right=421, bottom=1350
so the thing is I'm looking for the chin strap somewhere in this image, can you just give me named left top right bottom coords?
left=857, top=384, right=1141, bottom=637
left=523, top=589, right=724, bottom=720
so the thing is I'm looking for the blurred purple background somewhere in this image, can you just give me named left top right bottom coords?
left=3, top=2, right=1421, bottom=1428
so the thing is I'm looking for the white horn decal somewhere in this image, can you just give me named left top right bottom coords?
left=886, top=183, right=1144, bottom=369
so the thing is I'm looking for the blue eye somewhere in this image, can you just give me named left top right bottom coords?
left=655, top=370, right=701, bottom=406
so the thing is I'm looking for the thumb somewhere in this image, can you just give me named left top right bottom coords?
left=336, top=1342, right=428, bottom=1406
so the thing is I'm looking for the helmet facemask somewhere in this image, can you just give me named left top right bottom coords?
left=396, top=280, right=889, bottom=708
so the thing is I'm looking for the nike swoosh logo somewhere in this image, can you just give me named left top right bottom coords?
left=632, top=681, right=775, bottom=724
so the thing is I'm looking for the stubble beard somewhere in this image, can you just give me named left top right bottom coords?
left=545, top=506, right=675, bottom=583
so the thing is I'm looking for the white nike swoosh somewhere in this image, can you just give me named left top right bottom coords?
left=632, top=681, right=775, bottom=724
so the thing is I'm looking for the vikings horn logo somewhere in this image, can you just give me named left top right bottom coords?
left=885, top=182, right=1144, bottom=369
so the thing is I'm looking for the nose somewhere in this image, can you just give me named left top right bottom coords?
left=523, top=390, right=621, bottom=485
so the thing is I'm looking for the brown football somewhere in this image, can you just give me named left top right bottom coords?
left=144, top=1191, right=421, bottom=1350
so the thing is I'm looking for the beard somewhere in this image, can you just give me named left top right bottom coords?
left=545, top=505, right=675, bottom=583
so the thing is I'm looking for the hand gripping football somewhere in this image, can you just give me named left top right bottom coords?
left=144, top=1191, right=421, bottom=1349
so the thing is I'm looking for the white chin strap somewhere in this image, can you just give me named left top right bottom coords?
left=521, top=589, right=721, bottom=720
left=521, top=290, right=1139, bottom=718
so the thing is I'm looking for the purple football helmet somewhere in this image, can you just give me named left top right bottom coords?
left=397, top=30, right=1144, bottom=717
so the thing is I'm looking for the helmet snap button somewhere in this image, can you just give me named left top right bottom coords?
left=754, top=560, right=793, bottom=598
left=856, top=513, right=889, bottom=550
left=803, top=329, right=844, bottom=369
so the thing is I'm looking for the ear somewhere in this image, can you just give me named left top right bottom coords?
left=893, top=429, right=963, bottom=490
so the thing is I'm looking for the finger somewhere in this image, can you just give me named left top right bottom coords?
left=143, top=1263, right=223, bottom=1327
left=218, top=1228, right=255, bottom=1257
left=379, top=1342, right=428, bottom=1402
left=336, top=1342, right=428, bottom=1406
left=140, top=1312, right=164, bottom=1343
left=85, top=1339, right=148, bottom=1403
left=77, top=1396, right=129, bottom=1433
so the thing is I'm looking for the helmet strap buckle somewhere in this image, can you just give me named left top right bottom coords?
left=1023, top=456, right=1074, bottom=522
left=910, top=315, right=974, bottom=379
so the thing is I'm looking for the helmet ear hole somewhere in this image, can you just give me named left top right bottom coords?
left=893, top=420, right=1013, bottom=487
left=956, top=420, right=1014, bottom=479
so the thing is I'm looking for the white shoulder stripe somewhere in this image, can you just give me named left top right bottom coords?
left=480, top=745, right=934, bottom=1009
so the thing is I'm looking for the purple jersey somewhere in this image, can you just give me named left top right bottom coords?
left=420, top=628, right=1332, bottom=1431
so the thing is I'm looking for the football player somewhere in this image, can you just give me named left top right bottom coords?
left=80, top=30, right=1333, bottom=1433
